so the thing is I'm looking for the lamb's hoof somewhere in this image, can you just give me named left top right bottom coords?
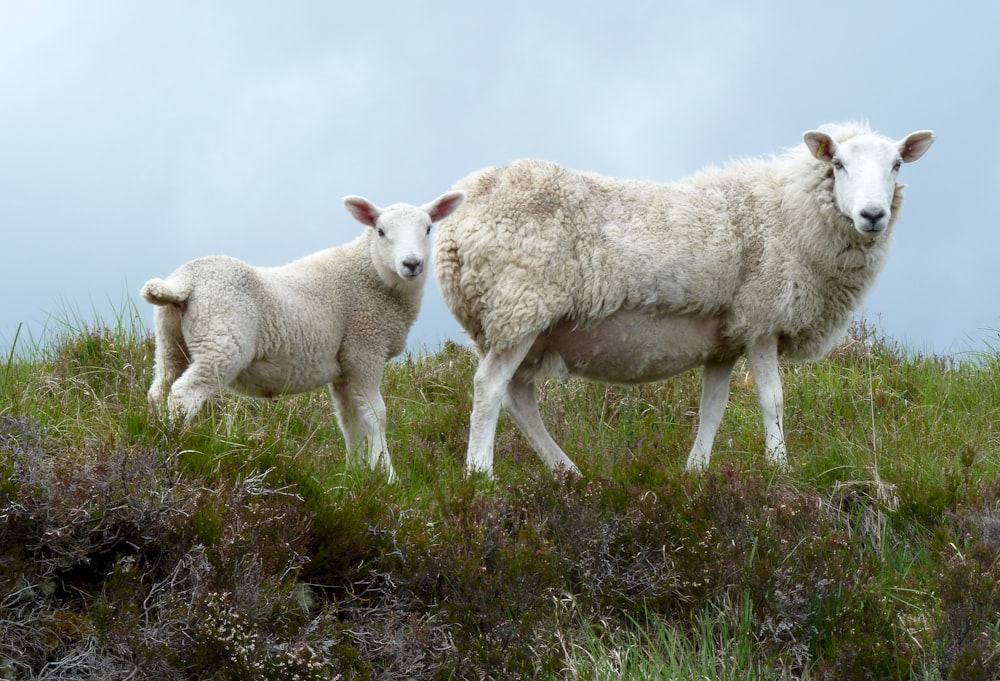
left=766, top=456, right=790, bottom=473
left=685, top=459, right=710, bottom=475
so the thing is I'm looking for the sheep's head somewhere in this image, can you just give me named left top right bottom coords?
left=344, top=191, right=465, bottom=285
left=804, top=127, right=934, bottom=236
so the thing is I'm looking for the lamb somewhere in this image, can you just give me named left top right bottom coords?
left=142, top=190, right=465, bottom=482
left=434, top=122, right=934, bottom=478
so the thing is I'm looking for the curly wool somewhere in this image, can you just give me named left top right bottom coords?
left=435, top=122, right=903, bottom=363
left=142, top=231, right=420, bottom=400
left=143, top=190, right=464, bottom=483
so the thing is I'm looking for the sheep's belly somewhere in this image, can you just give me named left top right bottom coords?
left=542, top=310, right=725, bottom=384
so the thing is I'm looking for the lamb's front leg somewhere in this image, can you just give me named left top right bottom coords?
left=360, top=386, right=395, bottom=483
left=329, top=380, right=396, bottom=483
left=686, top=358, right=737, bottom=472
left=329, top=382, right=362, bottom=467
left=746, top=334, right=787, bottom=468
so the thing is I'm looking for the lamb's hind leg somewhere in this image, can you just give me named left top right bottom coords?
left=165, top=333, right=252, bottom=424
left=148, top=306, right=189, bottom=412
left=503, top=377, right=581, bottom=476
left=466, top=336, right=535, bottom=478
left=685, top=358, right=737, bottom=472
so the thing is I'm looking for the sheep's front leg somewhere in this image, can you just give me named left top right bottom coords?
left=686, top=358, right=737, bottom=472
left=329, top=380, right=396, bottom=483
left=467, top=337, right=535, bottom=478
left=746, top=334, right=787, bottom=468
left=503, top=376, right=581, bottom=476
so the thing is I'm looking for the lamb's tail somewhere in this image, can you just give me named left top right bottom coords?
left=141, top=278, right=191, bottom=307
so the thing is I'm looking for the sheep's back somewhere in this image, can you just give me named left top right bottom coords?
left=435, top=160, right=749, bottom=351
left=436, top=161, right=614, bottom=350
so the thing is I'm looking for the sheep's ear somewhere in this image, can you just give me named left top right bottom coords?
left=343, top=196, right=382, bottom=228
left=422, top=190, right=465, bottom=223
left=803, top=131, right=836, bottom=162
left=899, top=130, right=935, bottom=163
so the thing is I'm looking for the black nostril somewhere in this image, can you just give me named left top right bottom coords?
left=860, top=207, right=886, bottom=224
left=402, top=258, right=422, bottom=275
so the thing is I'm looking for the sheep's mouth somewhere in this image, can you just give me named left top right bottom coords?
left=856, top=221, right=887, bottom=234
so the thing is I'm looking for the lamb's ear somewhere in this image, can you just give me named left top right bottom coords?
left=803, top=131, right=836, bottom=162
left=899, top=130, right=935, bottom=163
left=422, top=190, right=465, bottom=223
left=343, top=196, right=382, bottom=228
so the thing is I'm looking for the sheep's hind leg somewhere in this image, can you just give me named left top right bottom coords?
left=466, top=337, right=535, bottom=478
left=685, top=358, right=737, bottom=472
left=503, top=377, right=581, bottom=476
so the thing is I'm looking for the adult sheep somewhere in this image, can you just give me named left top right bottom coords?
left=143, top=191, right=465, bottom=482
left=435, top=122, right=934, bottom=478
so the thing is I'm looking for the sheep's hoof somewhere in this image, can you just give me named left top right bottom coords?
left=465, top=465, right=496, bottom=484
left=552, top=463, right=583, bottom=480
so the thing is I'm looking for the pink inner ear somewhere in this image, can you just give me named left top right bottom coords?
left=805, top=133, right=834, bottom=162
left=347, top=199, right=379, bottom=227
left=901, top=133, right=934, bottom=163
left=428, top=194, right=463, bottom=222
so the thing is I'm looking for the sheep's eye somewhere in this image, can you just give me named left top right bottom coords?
left=377, top=228, right=386, bottom=238
left=831, top=157, right=844, bottom=171
left=892, top=159, right=902, bottom=172
left=426, top=225, right=432, bottom=235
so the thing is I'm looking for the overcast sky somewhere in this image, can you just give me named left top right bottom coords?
left=1, top=2, right=996, bottom=360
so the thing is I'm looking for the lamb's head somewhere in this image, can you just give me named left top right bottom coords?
left=344, top=191, right=465, bottom=285
left=804, top=127, right=934, bottom=235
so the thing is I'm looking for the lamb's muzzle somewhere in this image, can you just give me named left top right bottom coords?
left=401, top=258, right=423, bottom=278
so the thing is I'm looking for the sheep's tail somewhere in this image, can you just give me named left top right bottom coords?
left=141, top=278, right=191, bottom=307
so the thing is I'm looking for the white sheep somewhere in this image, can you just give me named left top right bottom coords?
left=434, top=122, right=934, bottom=477
left=142, top=191, right=465, bottom=482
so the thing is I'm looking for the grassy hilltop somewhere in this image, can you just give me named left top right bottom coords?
left=2, top=312, right=1000, bottom=680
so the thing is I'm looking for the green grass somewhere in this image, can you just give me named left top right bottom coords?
left=2, top=316, right=1000, bottom=679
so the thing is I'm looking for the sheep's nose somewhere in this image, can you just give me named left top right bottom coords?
left=859, top=207, right=886, bottom=226
left=401, top=258, right=423, bottom=277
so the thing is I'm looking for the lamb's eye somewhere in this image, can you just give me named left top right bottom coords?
left=892, top=159, right=902, bottom=172
left=426, top=225, right=432, bottom=235
left=831, top=158, right=844, bottom=171
left=377, top=228, right=386, bottom=238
